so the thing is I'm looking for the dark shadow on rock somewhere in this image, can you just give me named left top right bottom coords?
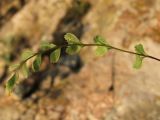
left=52, top=0, right=91, bottom=45
left=14, top=64, right=56, bottom=99
left=52, top=0, right=91, bottom=74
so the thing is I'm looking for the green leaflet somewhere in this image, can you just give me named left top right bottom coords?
left=64, top=33, right=81, bottom=44
left=94, top=35, right=110, bottom=56
left=135, top=44, right=146, bottom=55
left=133, top=55, right=143, bottom=69
left=64, top=33, right=83, bottom=55
left=6, top=73, right=18, bottom=93
left=9, top=63, right=20, bottom=72
left=133, top=44, right=146, bottom=69
left=95, top=46, right=108, bottom=56
left=32, top=54, right=42, bottom=72
left=22, top=63, right=30, bottom=78
left=50, top=48, right=61, bottom=63
left=21, top=50, right=34, bottom=61
left=40, top=41, right=56, bottom=51
left=94, top=35, right=107, bottom=45
left=66, top=45, right=82, bottom=55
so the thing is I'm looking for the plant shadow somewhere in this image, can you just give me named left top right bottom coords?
left=14, top=0, right=92, bottom=100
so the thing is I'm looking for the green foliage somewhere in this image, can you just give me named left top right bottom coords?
left=66, top=45, right=82, bottom=55
left=94, top=35, right=107, bottom=45
left=6, top=73, right=18, bottom=93
left=21, top=50, right=34, bottom=61
left=64, top=33, right=83, bottom=55
left=94, top=35, right=110, bottom=56
left=32, top=54, right=42, bottom=72
left=21, top=63, right=30, bottom=78
left=133, top=55, right=143, bottom=69
left=50, top=48, right=61, bottom=63
left=133, top=44, right=146, bottom=69
left=6, top=33, right=159, bottom=94
left=64, top=33, right=81, bottom=44
left=135, top=44, right=146, bottom=55
left=40, top=41, right=56, bottom=51
left=9, top=63, right=20, bottom=71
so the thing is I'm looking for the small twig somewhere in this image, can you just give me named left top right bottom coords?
left=12, top=43, right=160, bottom=73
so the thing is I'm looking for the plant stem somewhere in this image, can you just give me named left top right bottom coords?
left=13, top=43, right=160, bottom=73
left=80, top=43, right=160, bottom=62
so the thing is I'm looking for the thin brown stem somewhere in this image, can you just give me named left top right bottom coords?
left=80, top=43, right=160, bottom=62
left=13, top=43, right=160, bottom=73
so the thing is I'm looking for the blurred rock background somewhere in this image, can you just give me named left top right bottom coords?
left=0, top=0, right=160, bottom=120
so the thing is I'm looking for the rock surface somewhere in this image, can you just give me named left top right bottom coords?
left=0, top=0, right=160, bottom=120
